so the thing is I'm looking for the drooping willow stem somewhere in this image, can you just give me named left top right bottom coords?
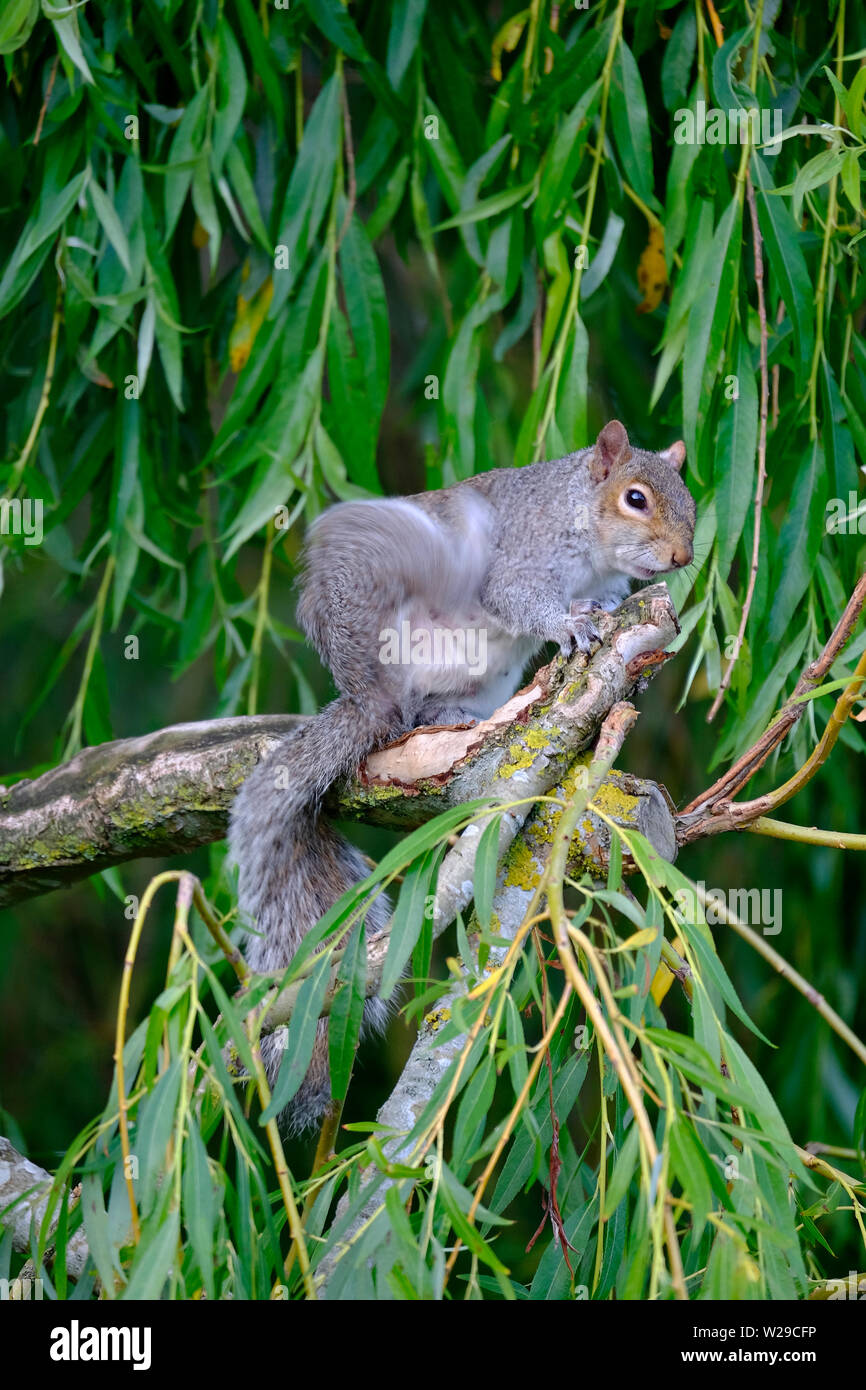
left=533, top=0, right=627, bottom=461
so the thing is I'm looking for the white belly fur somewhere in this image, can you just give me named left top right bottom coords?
left=397, top=599, right=540, bottom=720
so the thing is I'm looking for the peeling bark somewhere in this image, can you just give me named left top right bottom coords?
left=1, top=584, right=679, bottom=909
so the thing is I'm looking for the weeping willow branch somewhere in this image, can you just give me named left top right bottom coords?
left=746, top=818, right=866, bottom=850
left=315, top=703, right=682, bottom=1299
left=707, top=172, right=769, bottom=722
left=691, top=883, right=866, bottom=1069
left=544, top=704, right=688, bottom=1302
left=2, top=277, right=62, bottom=502
left=680, top=570, right=866, bottom=833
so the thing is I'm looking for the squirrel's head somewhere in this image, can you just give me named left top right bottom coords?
left=587, top=420, right=696, bottom=580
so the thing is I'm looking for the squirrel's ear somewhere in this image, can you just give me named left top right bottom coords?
left=590, top=420, right=630, bottom=482
left=659, top=440, right=687, bottom=471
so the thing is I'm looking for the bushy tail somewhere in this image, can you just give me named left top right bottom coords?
left=297, top=495, right=492, bottom=691
left=228, top=694, right=396, bottom=1134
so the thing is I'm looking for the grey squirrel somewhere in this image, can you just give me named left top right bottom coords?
left=228, top=419, right=696, bottom=1133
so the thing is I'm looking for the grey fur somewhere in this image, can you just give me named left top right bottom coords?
left=228, top=421, right=696, bottom=1132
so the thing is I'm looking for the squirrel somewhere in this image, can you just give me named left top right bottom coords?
left=228, top=419, right=696, bottom=1133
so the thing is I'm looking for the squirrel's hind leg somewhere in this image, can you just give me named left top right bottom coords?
left=412, top=699, right=479, bottom=728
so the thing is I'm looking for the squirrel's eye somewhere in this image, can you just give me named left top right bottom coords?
left=625, top=488, right=648, bottom=511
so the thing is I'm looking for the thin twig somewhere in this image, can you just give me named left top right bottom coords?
left=681, top=645, right=866, bottom=842
left=747, top=817, right=866, bottom=850
left=336, top=77, right=357, bottom=251
left=704, top=0, right=724, bottom=47
left=244, top=1001, right=317, bottom=1298
left=533, top=0, right=626, bottom=459
left=525, top=928, right=574, bottom=1272
left=691, top=884, right=866, bottom=1069
left=64, top=554, right=116, bottom=759
left=247, top=520, right=274, bottom=717
left=33, top=56, right=59, bottom=147
left=770, top=298, right=784, bottom=428
left=531, top=283, right=542, bottom=390
left=682, top=570, right=866, bottom=816
left=732, top=647, right=866, bottom=814
left=193, top=881, right=250, bottom=985
left=4, top=278, right=63, bottom=500
left=115, top=871, right=191, bottom=1248
left=708, top=174, right=769, bottom=721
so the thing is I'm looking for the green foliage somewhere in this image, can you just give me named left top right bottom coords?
left=2, top=0, right=866, bottom=1301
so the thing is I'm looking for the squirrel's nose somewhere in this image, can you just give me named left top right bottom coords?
left=671, top=543, right=692, bottom=569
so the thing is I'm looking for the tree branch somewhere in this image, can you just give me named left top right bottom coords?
left=679, top=569, right=866, bottom=831
left=0, top=1137, right=89, bottom=1284
left=0, top=714, right=305, bottom=906
left=1, top=585, right=680, bottom=909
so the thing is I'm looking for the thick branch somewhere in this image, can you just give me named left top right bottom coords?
left=0, top=715, right=305, bottom=907
left=1, top=586, right=680, bottom=909
left=246, top=587, right=680, bottom=1032
left=0, top=1137, right=89, bottom=1282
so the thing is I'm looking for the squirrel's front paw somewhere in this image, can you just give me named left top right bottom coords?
left=555, top=613, right=601, bottom=656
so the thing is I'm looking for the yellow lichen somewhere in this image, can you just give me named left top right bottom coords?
left=360, top=781, right=410, bottom=803
left=503, top=833, right=543, bottom=890
left=593, top=776, right=636, bottom=819
left=496, top=741, right=536, bottom=778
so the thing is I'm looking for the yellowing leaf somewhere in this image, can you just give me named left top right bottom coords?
left=610, top=926, right=658, bottom=954
left=491, top=8, right=529, bottom=82
left=228, top=275, right=274, bottom=373
left=192, top=217, right=210, bottom=249
left=650, top=934, right=685, bottom=1006
left=636, top=222, right=667, bottom=315
left=466, top=965, right=505, bottom=999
